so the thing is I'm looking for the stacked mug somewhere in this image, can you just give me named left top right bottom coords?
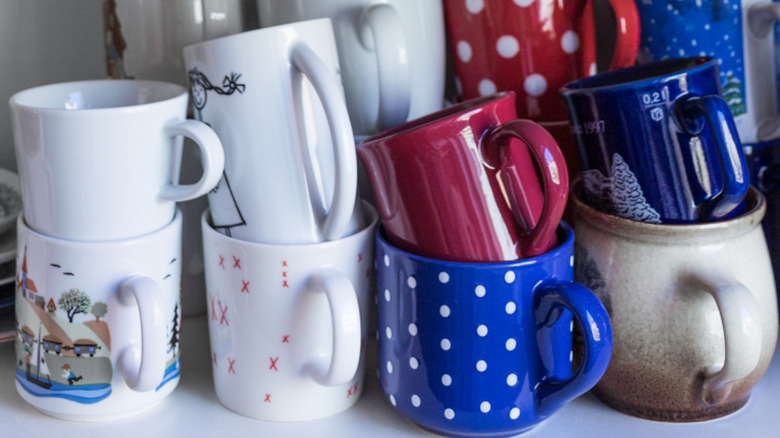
left=357, top=91, right=613, bottom=437
left=561, top=56, right=780, bottom=421
left=183, top=18, right=379, bottom=421
left=9, top=79, right=226, bottom=420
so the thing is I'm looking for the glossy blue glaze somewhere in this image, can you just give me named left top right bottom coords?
left=375, top=223, right=612, bottom=438
left=561, top=57, right=749, bottom=224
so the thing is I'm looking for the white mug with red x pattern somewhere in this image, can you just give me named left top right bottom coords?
left=200, top=201, right=378, bottom=420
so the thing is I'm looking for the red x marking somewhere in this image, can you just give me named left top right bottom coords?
left=218, top=254, right=225, bottom=269
left=218, top=300, right=229, bottom=326
left=282, top=335, right=290, bottom=343
left=232, top=255, right=241, bottom=269
left=264, top=394, right=271, bottom=403
left=241, top=280, right=250, bottom=293
left=269, top=356, right=279, bottom=371
left=227, top=357, right=236, bottom=374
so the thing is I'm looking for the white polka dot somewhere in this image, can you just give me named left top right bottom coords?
left=514, top=0, right=534, bottom=6
left=390, top=394, right=397, bottom=406
left=465, top=0, right=484, bottom=14
left=383, top=254, right=390, bottom=266
left=477, top=325, right=488, bottom=337
left=441, top=338, right=451, bottom=350
left=444, top=408, right=455, bottom=420
left=506, top=338, right=517, bottom=351
left=507, top=373, right=518, bottom=386
left=408, top=323, right=418, bottom=336
left=385, top=327, right=392, bottom=339
left=480, top=401, right=491, bottom=413
left=457, top=40, right=472, bottom=63
left=407, top=276, right=416, bottom=288
left=524, top=74, right=548, bottom=97
left=478, top=79, right=497, bottom=96
left=475, top=285, right=486, bottom=297
left=384, top=289, right=391, bottom=301
left=440, top=305, right=451, bottom=317
left=505, top=301, right=517, bottom=314
left=504, top=271, right=516, bottom=283
left=442, top=374, right=452, bottom=386
left=496, top=35, right=520, bottom=58
left=410, top=357, right=419, bottom=369
left=387, top=361, right=393, bottom=373
left=476, top=360, right=487, bottom=372
left=411, top=394, right=421, bottom=407
left=561, top=30, right=580, bottom=54
left=438, top=272, right=450, bottom=283
left=510, top=407, right=521, bottom=419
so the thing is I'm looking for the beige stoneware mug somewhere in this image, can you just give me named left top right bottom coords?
left=572, top=182, right=778, bottom=422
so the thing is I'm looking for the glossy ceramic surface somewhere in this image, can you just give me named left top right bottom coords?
left=443, top=0, right=639, bottom=122
left=375, top=222, right=612, bottom=438
left=9, top=79, right=224, bottom=241
left=201, top=202, right=377, bottom=421
left=183, top=18, right=358, bottom=244
left=357, top=92, right=568, bottom=263
left=257, top=0, right=446, bottom=136
left=562, top=57, right=749, bottom=224
left=635, top=0, right=780, bottom=144
left=14, top=211, right=183, bottom=421
left=573, top=183, right=779, bottom=422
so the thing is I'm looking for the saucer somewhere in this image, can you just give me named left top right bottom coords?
left=0, top=168, right=21, bottom=236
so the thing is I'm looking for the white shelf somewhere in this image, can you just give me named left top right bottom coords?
left=1, top=315, right=779, bottom=437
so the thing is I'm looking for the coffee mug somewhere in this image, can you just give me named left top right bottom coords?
left=635, top=0, right=780, bottom=144
left=183, top=18, right=358, bottom=244
left=376, top=222, right=612, bottom=437
left=573, top=182, right=778, bottom=421
left=201, top=201, right=377, bottom=420
left=257, top=0, right=446, bottom=136
left=561, top=57, right=749, bottom=224
left=14, top=210, right=183, bottom=421
left=357, top=92, right=568, bottom=263
left=9, top=79, right=225, bottom=241
left=443, top=0, right=639, bottom=122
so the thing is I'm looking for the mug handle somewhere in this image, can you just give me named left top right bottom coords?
left=747, top=3, right=780, bottom=140
left=603, top=0, right=640, bottom=70
left=289, top=43, right=359, bottom=241
left=533, top=281, right=613, bottom=418
left=117, top=275, right=167, bottom=392
left=681, top=273, right=763, bottom=406
left=303, top=268, right=362, bottom=386
left=748, top=3, right=780, bottom=38
left=674, top=95, right=750, bottom=219
left=360, top=3, right=411, bottom=131
left=483, top=120, right=569, bottom=258
left=159, top=120, right=225, bottom=202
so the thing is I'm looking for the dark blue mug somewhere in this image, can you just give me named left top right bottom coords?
left=375, top=223, right=612, bottom=438
left=561, top=57, right=749, bottom=224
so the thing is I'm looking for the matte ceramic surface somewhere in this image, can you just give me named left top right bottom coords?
left=573, top=183, right=779, bottom=422
left=375, top=223, right=612, bottom=438
left=257, top=0, right=446, bottom=136
left=444, top=0, right=639, bottom=122
left=561, top=57, right=749, bottom=224
left=14, top=211, right=183, bottom=421
left=9, top=79, right=224, bottom=241
left=634, top=0, right=780, bottom=144
left=183, top=18, right=358, bottom=244
left=357, top=92, right=568, bottom=263
left=201, top=202, right=377, bottom=421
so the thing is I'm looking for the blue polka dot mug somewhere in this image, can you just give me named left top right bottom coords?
left=375, top=222, right=612, bottom=438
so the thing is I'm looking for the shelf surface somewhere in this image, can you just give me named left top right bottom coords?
left=1, top=315, right=778, bottom=437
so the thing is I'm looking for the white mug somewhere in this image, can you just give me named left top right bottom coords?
left=9, top=79, right=225, bottom=241
left=183, top=18, right=358, bottom=244
left=201, top=202, right=377, bottom=420
left=14, top=210, right=183, bottom=421
left=256, top=0, right=447, bottom=136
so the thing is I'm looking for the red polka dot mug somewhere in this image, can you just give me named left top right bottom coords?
left=443, top=0, right=640, bottom=122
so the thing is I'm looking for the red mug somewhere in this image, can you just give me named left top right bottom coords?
left=443, top=0, right=640, bottom=122
left=356, top=92, right=569, bottom=262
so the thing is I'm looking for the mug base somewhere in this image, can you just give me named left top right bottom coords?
left=594, top=390, right=749, bottom=422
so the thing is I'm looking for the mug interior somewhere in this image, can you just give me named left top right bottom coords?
left=562, top=56, right=714, bottom=92
left=10, top=79, right=185, bottom=110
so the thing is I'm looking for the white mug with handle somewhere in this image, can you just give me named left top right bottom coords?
left=183, top=18, right=358, bottom=244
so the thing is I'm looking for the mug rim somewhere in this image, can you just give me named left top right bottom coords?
left=182, top=17, right=333, bottom=53
left=9, top=79, right=187, bottom=112
left=560, top=56, right=716, bottom=94
left=571, top=179, right=766, bottom=241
